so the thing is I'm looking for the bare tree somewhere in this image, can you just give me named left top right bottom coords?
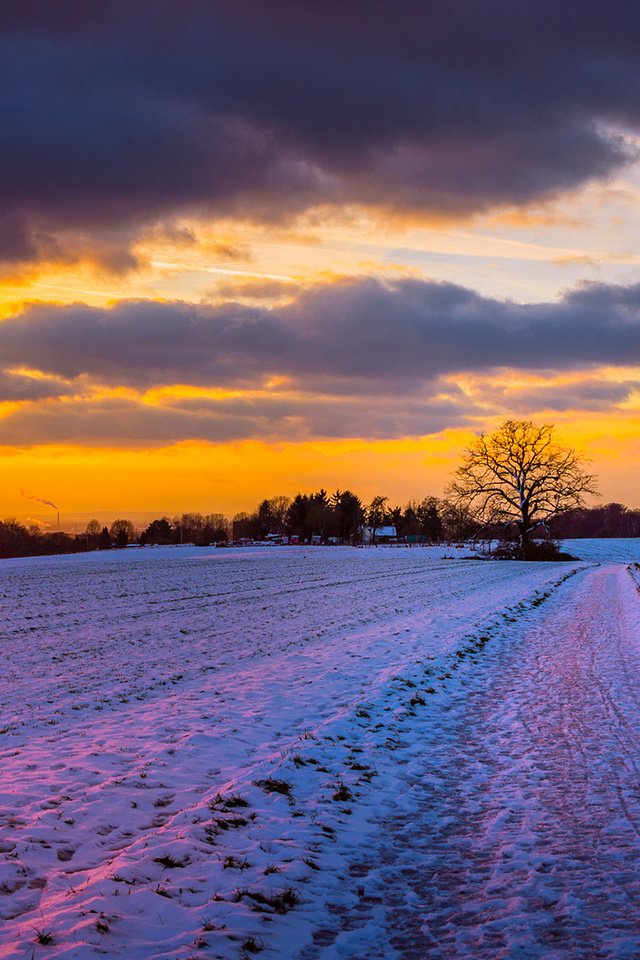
left=449, top=420, right=598, bottom=550
left=366, top=495, right=389, bottom=544
left=109, top=518, right=136, bottom=548
left=268, top=496, right=291, bottom=534
left=85, top=518, right=101, bottom=537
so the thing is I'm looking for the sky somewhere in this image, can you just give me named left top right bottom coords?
left=3, top=0, right=640, bottom=526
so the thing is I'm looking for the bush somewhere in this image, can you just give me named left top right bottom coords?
left=494, top=540, right=577, bottom=561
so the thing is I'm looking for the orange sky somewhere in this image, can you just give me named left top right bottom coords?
left=2, top=411, right=639, bottom=530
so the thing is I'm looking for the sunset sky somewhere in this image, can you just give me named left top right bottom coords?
left=3, top=1, right=640, bottom=526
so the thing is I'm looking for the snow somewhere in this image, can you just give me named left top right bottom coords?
left=562, top=536, right=640, bottom=563
left=0, top=543, right=639, bottom=958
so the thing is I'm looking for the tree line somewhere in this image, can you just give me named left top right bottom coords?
left=231, top=491, right=472, bottom=543
left=0, top=513, right=229, bottom=559
left=1, top=497, right=637, bottom=561
left=228, top=493, right=640, bottom=546
left=549, top=502, right=640, bottom=539
left=0, top=495, right=474, bottom=558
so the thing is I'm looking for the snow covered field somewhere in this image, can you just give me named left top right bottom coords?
left=1, top=544, right=639, bottom=958
left=562, top=536, right=640, bottom=563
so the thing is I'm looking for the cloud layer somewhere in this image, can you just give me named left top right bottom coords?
left=1, top=277, right=639, bottom=443
left=3, top=1, right=640, bottom=267
left=2, top=278, right=640, bottom=386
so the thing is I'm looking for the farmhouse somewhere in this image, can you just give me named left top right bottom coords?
left=362, top=525, right=397, bottom=545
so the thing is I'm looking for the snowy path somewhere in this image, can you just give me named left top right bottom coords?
left=309, top=563, right=640, bottom=960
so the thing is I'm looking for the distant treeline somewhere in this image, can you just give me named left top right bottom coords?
left=548, top=502, right=640, bottom=539
left=232, top=492, right=463, bottom=542
left=232, top=493, right=640, bottom=544
left=1, top=496, right=639, bottom=560
left=0, top=521, right=83, bottom=560
left=0, top=513, right=229, bottom=559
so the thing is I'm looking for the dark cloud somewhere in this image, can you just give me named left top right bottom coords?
left=487, top=378, right=639, bottom=413
left=0, top=299, right=290, bottom=385
left=0, top=392, right=472, bottom=446
left=2, top=2, right=640, bottom=264
left=0, top=370, right=71, bottom=402
left=2, top=278, right=640, bottom=390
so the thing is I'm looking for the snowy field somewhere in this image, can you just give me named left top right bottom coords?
left=562, top=536, right=640, bottom=562
left=1, top=543, right=639, bottom=958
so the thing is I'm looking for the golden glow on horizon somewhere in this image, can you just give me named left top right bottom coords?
left=1, top=416, right=639, bottom=523
left=0, top=436, right=462, bottom=519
